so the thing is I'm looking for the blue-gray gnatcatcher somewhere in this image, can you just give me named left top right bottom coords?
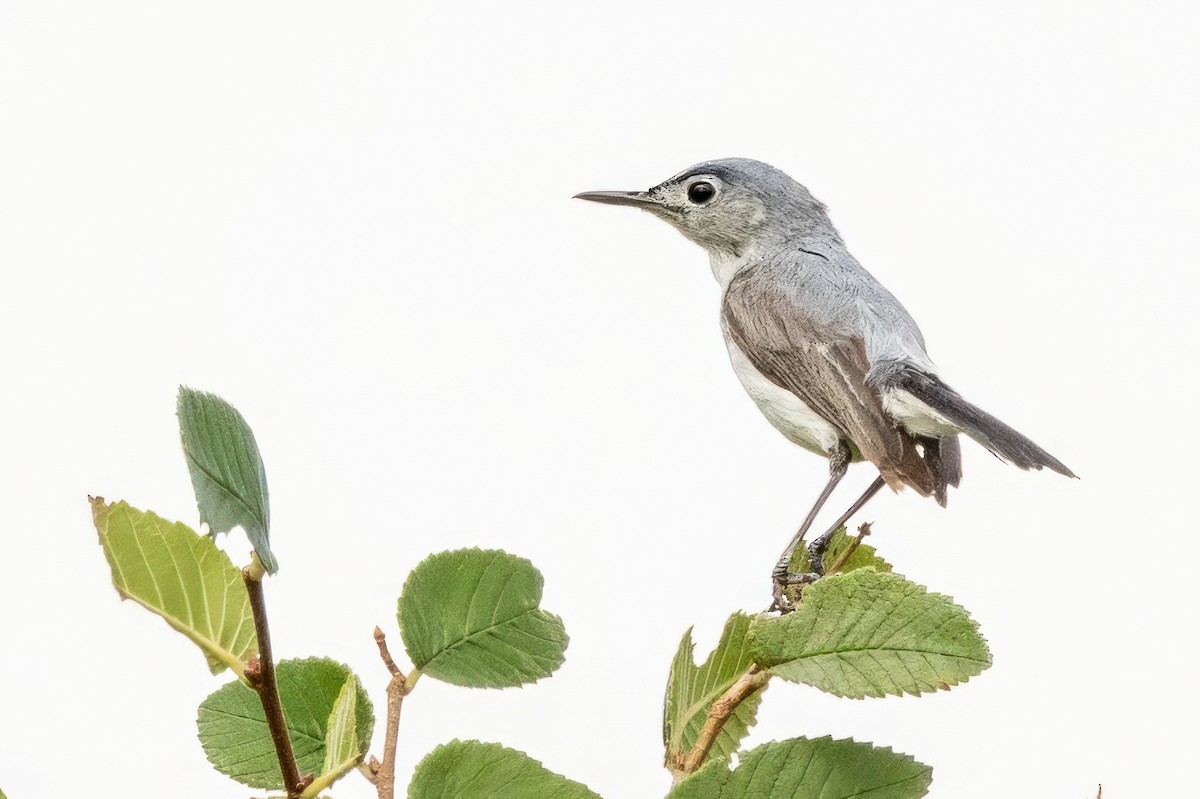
left=576, top=158, right=1073, bottom=608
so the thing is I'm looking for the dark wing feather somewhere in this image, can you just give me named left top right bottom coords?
left=921, top=434, right=962, bottom=506
left=872, top=363, right=1076, bottom=478
left=721, top=268, right=942, bottom=498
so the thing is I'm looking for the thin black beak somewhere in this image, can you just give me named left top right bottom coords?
left=573, top=190, right=660, bottom=208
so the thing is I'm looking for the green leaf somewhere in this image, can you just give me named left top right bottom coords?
left=669, top=736, right=931, bottom=799
left=409, top=740, right=601, bottom=799
left=751, top=569, right=990, bottom=698
left=664, top=614, right=766, bottom=771
left=397, top=549, right=568, bottom=688
left=320, top=677, right=361, bottom=779
left=787, top=526, right=892, bottom=576
left=91, top=498, right=256, bottom=676
left=177, top=386, right=276, bottom=573
left=196, top=657, right=374, bottom=790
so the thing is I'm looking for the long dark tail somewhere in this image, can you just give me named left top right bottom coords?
left=883, top=365, right=1076, bottom=478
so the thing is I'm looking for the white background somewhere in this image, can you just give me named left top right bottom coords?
left=1, top=2, right=1196, bottom=797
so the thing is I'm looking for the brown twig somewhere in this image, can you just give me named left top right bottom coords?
left=826, top=521, right=873, bottom=575
left=243, top=558, right=307, bottom=798
left=678, top=664, right=771, bottom=778
left=374, top=625, right=402, bottom=677
left=373, top=627, right=412, bottom=799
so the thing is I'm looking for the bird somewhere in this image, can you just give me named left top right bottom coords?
left=575, top=158, right=1074, bottom=608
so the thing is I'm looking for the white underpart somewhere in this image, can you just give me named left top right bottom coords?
left=709, top=245, right=757, bottom=289
left=881, top=389, right=962, bottom=437
left=711, top=247, right=839, bottom=456
left=723, top=330, right=840, bottom=456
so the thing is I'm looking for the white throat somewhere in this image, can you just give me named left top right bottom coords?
left=708, top=245, right=757, bottom=289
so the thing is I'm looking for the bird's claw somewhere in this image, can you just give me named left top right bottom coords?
left=806, top=530, right=838, bottom=577
left=769, top=570, right=820, bottom=613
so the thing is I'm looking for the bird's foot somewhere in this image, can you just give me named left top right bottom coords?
left=805, top=529, right=839, bottom=577
left=769, top=561, right=820, bottom=613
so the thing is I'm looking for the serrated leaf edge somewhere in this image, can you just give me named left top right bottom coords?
left=752, top=571, right=992, bottom=699
left=399, top=548, right=568, bottom=688
left=675, top=735, right=933, bottom=799
left=177, top=387, right=275, bottom=573
left=196, top=657, right=373, bottom=791
left=665, top=614, right=765, bottom=763
left=410, top=739, right=600, bottom=798
left=92, top=498, right=251, bottom=677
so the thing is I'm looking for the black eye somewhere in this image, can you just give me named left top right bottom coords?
left=687, top=181, right=715, bottom=204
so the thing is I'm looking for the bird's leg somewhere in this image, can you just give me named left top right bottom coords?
left=806, top=475, right=887, bottom=577
left=770, top=443, right=850, bottom=610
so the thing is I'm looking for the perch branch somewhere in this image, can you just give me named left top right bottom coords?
left=678, top=664, right=771, bottom=778
left=243, top=556, right=308, bottom=798
left=373, top=626, right=416, bottom=799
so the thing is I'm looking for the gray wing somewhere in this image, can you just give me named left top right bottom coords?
left=721, top=260, right=944, bottom=499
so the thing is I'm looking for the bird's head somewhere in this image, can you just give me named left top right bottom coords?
left=575, top=158, right=834, bottom=257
